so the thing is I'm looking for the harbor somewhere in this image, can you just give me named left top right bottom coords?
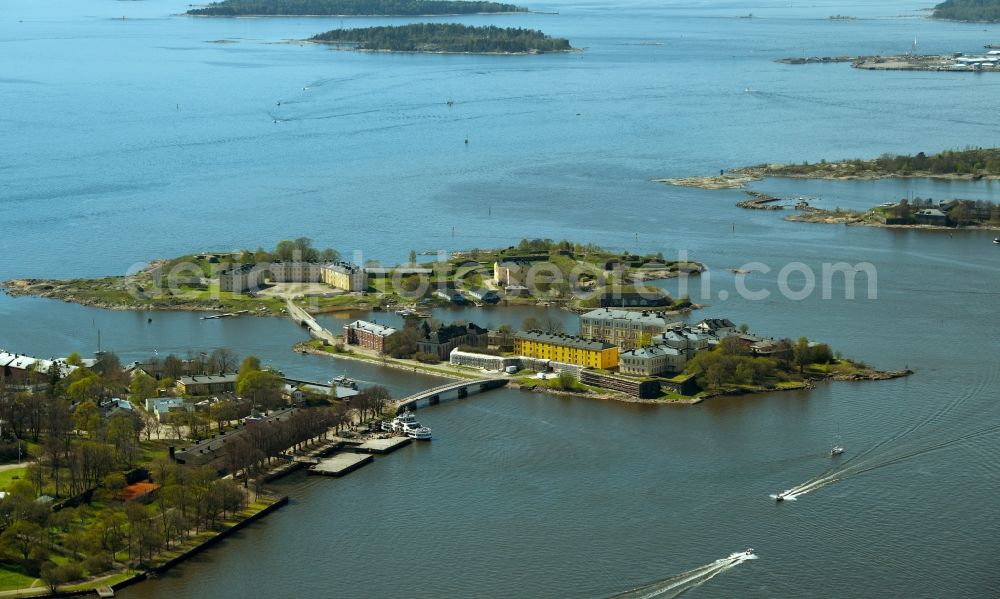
left=308, top=453, right=374, bottom=477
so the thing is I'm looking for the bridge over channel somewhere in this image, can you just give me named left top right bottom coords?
left=395, top=378, right=509, bottom=413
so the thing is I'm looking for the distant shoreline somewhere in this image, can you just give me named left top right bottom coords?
left=183, top=11, right=539, bottom=17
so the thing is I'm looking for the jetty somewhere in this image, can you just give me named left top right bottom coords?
left=308, top=453, right=374, bottom=477
left=355, top=436, right=411, bottom=454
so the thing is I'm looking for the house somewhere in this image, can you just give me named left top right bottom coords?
left=578, top=308, right=681, bottom=350
left=177, top=373, right=238, bottom=396
left=145, top=397, right=192, bottom=422
left=433, top=288, right=469, bottom=305
left=514, top=331, right=619, bottom=369
left=466, top=289, right=500, bottom=304
left=619, top=345, right=687, bottom=376
left=343, top=320, right=397, bottom=354
left=694, top=319, right=738, bottom=337
left=100, top=398, right=134, bottom=419
left=914, top=208, right=948, bottom=225
left=418, top=322, right=489, bottom=360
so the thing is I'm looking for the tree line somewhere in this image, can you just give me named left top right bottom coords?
left=768, top=148, right=1000, bottom=177
left=311, top=24, right=572, bottom=53
left=189, top=0, right=526, bottom=16
left=933, top=0, right=1000, bottom=22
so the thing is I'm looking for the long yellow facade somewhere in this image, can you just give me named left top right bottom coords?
left=515, top=336, right=619, bottom=369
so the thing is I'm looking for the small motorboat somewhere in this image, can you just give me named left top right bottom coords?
left=830, top=445, right=845, bottom=456
left=993, top=237, right=999, bottom=244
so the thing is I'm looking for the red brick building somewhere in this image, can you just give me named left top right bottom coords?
left=343, top=320, right=397, bottom=354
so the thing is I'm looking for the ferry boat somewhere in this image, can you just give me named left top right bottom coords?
left=385, top=411, right=432, bottom=440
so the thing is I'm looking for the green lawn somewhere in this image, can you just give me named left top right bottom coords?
left=0, top=566, right=37, bottom=592
left=0, top=467, right=28, bottom=491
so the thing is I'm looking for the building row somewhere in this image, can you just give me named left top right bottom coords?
left=218, top=261, right=368, bottom=294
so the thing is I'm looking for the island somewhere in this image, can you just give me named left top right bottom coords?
left=187, top=0, right=527, bottom=16
left=298, top=313, right=910, bottom=405
left=1, top=238, right=703, bottom=316
left=308, top=23, right=573, bottom=54
left=657, top=147, right=1000, bottom=190
left=777, top=52, right=1000, bottom=72
left=656, top=148, right=1000, bottom=231
left=932, top=0, right=1000, bottom=22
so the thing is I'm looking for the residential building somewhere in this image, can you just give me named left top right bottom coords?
left=619, top=345, right=687, bottom=376
left=320, top=262, right=368, bottom=291
left=144, top=397, right=192, bottom=422
left=177, top=373, right=238, bottom=396
left=694, top=318, right=738, bottom=337
left=99, top=398, right=134, bottom=419
left=0, top=351, right=80, bottom=384
left=514, top=331, right=619, bottom=369
left=343, top=320, right=397, bottom=354
left=418, top=322, right=489, bottom=360
left=578, top=308, right=681, bottom=350
left=434, top=288, right=469, bottom=305
left=173, top=408, right=297, bottom=466
left=505, top=284, right=530, bottom=297
left=466, top=288, right=501, bottom=304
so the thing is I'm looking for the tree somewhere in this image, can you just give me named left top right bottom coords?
left=793, top=337, right=811, bottom=373
left=65, top=352, right=83, bottom=366
left=2, top=520, right=45, bottom=560
left=162, top=354, right=185, bottom=379
left=207, top=348, right=238, bottom=374
left=73, top=401, right=100, bottom=436
left=236, top=370, right=284, bottom=410
left=238, top=355, right=261, bottom=377
left=66, top=373, right=105, bottom=404
left=408, top=249, right=417, bottom=265
left=129, top=372, right=158, bottom=402
left=106, top=413, right=140, bottom=468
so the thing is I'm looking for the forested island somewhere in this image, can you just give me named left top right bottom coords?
left=309, top=23, right=573, bottom=54
left=932, top=0, right=1000, bottom=22
left=657, top=147, right=1000, bottom=190
left=187, top=0, right=526, bottom=16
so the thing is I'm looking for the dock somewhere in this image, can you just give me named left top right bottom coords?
left=307, top=453, right=373, bottom=477
left=354, top=436, right=411, bottom=454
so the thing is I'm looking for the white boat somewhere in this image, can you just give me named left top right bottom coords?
left=830, top=445, right=845, bottom=456
left=388, top=411, right=432, bottom=440
left=993, top=237, right=999, bottom=244
left=730, top=548, right=755, bottom=560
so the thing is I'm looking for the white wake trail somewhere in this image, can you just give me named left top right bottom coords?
left=609, top=551, right=757, bottom=599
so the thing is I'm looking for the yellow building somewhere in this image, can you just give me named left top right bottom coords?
left=514, top=331, right=619, bottom=369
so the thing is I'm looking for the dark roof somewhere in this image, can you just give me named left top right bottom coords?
left=423, top=323, right=488, bottom=344
left=514, top=331, right=616, bottom=351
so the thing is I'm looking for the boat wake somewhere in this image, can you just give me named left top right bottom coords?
left=773, top=368, right=1000, bottom=502
left=608, top=550, right=757, bottom=599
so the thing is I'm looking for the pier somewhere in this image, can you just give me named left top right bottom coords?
left=308, top=453, right=374, bottom=477
left=395, top=377, right=509, bottom=413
